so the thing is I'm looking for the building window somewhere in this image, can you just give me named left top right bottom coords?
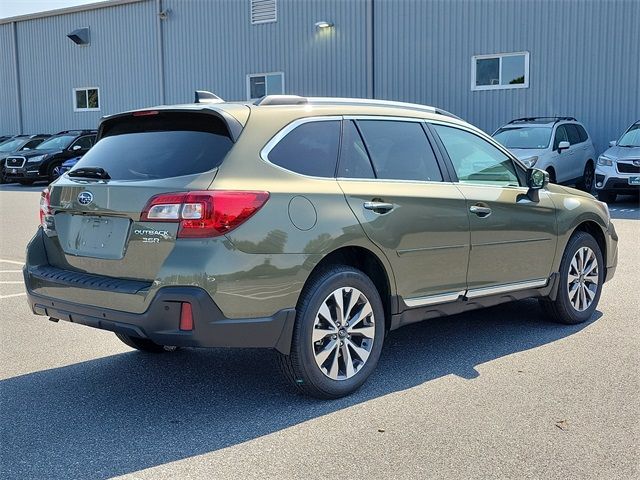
left=247, top=72, right=284, bottom=100
left=250, top=0, right=277, bottom=25
left=74, top=87, right=100, bottom=111
left=471, top=52, right=529, bottom=91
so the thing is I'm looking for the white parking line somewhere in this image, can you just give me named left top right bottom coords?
left=0, top=270, right=23, bottom=273
left=0, top=293, right=26, bottom=299
left=0, top=281, right=23, bottom=284
left=0, top=259, right=24, bottom=266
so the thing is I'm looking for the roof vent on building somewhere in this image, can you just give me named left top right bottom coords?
left=251, top=0, right=277, bottom=25
left=67, top=27, right=90, bottom=45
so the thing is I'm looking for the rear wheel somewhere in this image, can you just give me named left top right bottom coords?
left=577, top=162, right=594, bottom=192
left=115, top=333, right=178, bottom=353
left=278, top=265, right=385, bottom=399
left=539, top=231, right=603, bottom=324
left=597, top=190, right=617, bottom=203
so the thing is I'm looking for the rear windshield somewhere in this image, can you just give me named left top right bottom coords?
left=493, top=126, right=552, bottom=149
left=71, top=112, right=233, bottom=180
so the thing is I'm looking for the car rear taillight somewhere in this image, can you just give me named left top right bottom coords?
left=141, top=190, right=269, bottom=238
left=39, top=188, right=51, bottom=228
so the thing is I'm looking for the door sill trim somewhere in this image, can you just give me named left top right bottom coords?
left=465, top=278, right=548, bottom=299
left=404, top=291, right=464, bottom=308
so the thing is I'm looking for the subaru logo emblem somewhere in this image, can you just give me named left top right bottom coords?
left=77, top=191, right=93, bottom=206
left=633, top=160, right=640, bottom=167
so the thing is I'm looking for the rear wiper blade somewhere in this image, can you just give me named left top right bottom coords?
left=67, top=167, right=111, bottom=180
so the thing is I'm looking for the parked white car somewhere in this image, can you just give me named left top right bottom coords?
left=493, top=117, right=596, bottom=191
left=595, top=120, right=640, bottom=203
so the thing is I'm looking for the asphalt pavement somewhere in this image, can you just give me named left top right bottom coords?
left=0, top=183, right=638, bottom=479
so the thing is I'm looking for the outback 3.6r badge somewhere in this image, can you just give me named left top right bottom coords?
left=77, top=191, right=94, bottom=206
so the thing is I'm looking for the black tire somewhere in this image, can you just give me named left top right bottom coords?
left=18, top=180, right=34, bottom=186
left=48, top=163, right=63, bottom=183
left=115, top=332, right=178, bottom=353
left=577, top=162, right=595, bottom=192
left=278, top=265, right=386, bottom=399
left=546, top=168, right=556, bottom=184
left=597, top=190, right=617, bottom=203
left=539, top=231, right=604, bottom=324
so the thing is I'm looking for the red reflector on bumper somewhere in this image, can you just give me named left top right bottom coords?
left=179, top=302, right=193, bottom=331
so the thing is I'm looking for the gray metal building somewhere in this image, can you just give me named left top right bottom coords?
left=1, top=0, right=638, bottom=155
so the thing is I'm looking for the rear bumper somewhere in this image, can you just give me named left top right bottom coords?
left=26, top=284, right=296, bottom=354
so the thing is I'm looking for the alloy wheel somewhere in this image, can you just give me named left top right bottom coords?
left=583, top=164, right=594, bottom=191
left=312, top=287, right=376, bottom=380
left=567, top=246, right=599, bottom=312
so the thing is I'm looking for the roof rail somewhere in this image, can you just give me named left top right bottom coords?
left=254, top=95, right=461, bottom=120
left=194, top=90, right=224, bottom=104
left=254, top=95, right=308, bottom=106
left=508, top=116, right=577, bottom=125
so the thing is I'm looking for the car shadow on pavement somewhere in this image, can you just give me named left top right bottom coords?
left=0, top=299, right=600, bottom=479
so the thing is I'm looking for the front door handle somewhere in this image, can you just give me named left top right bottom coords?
left=469, top=204, right=492, bottom=217
left=363, top=201, right=394, bottom=213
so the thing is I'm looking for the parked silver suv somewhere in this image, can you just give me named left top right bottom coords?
left=493, top=117, right=596, bottom=191
left=595, top=120, right=640, bottom=203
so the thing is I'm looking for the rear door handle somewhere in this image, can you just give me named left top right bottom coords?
left=469, top=205, right=492, bottom=217
left=363, top=201, right=394, bottom=213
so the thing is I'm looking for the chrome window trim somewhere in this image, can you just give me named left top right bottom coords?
left=465, top=278, right=548, bottom=299
left=259, top=115, right=342, bottom=180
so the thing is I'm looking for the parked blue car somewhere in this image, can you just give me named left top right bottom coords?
left=59, top=156, right=83, bottom=175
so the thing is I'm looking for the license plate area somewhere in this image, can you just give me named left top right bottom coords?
left=628, top=176, right=640, bottom=185
left=55, top=214, right=131, bottom=260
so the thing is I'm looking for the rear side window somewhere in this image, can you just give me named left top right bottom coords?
left=356, top=120, right=443, bottom=182
left=74, top=112, right=233, bottom=180
left=338, top=121, right=375, bottom=179
left=576, top=124, right=589, bottom=143
left=267, top=120, right=340, bottom=177
left=565, top=124, right=581, bottom=145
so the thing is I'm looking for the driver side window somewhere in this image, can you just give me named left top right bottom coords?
left=432, top=124, right=520, bottom=187
left=71, top=136, right=94, bottom=151
left=553, top=125, right=568, bottom=150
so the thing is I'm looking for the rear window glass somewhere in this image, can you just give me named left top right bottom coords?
left=267, top=120, right=340, bottom=177
left=72, top=113, right=233, bottom=180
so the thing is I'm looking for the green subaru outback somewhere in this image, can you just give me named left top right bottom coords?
left=24, top=94, right=618, bottom=398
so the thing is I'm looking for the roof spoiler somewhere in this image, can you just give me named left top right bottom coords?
left=195, top=90, right=224, bottom=104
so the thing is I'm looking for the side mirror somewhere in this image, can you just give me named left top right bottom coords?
left=527, top=168, right=549, bottom=190
left=72, top=145, right=82, bottom=151
left=557, top=141, right=570, bottom=152
left=609, top=140, right=617, bottom=147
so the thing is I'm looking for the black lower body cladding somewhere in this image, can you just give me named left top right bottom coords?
left=25, top=285, right=296, bottom=354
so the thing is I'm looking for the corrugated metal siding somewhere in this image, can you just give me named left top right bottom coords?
left=0, top=23, right=20, bottom=135
left=161, top=0, right=368, bottom=104
left=14, top=0, right=159, bottom=134
left=1, top=0, right=637, bottom=155
left=374, top=0, right=640, bottom=154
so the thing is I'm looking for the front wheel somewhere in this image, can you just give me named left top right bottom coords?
left=278, top=265, right=385, bottom=399
left=577, top=162, right=595, bottom=192
left=597, top=190, right=617, bottom=203
left=115, top=333, right=178, bottom=353
left=539, top=231, right=604, bottom=324
left=48, top=163, right=63, bottom=183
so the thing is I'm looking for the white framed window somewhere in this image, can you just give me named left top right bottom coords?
left=246, top=72, right=284, bottom=100
left=73, top=87, right=100, bottom=111
left=471, top=52, right=529, bottom=91
left=250, top=0, right=277, bottom=25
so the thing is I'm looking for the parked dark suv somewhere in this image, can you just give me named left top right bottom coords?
left=5, top=130, right=96, bottom=185
left=24, top=95, right=617, bottom=398
left=0, top=134, right=51, bottom=183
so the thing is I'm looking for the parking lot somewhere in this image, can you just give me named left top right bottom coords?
left=0, top=183, right=638, bottom=479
